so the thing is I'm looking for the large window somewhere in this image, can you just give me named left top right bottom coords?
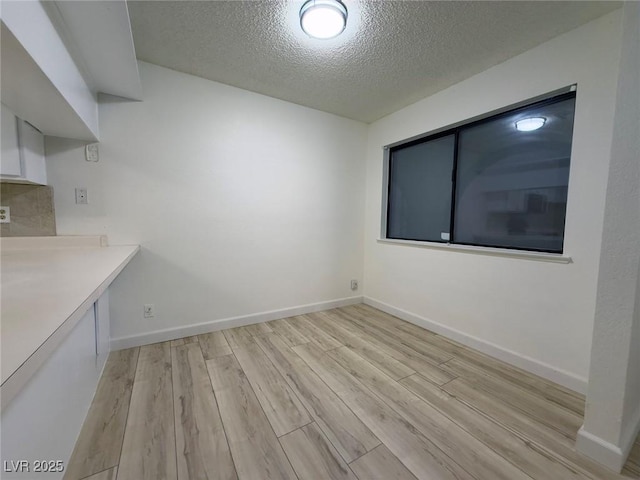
left=385, top=90, right=576, bottom=254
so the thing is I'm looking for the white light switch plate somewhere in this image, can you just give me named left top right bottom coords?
left=85, top=143, right=99, bottom=162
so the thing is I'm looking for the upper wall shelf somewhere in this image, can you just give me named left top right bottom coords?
left=46, top=1, right=143, bottom=102
left=0, top=0, right=142, bottom=143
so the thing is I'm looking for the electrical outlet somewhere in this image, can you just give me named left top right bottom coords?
left=0, top=206, right=10, bottom=223
left=350, top=279, right=358, bottom=291
left=144, top=304, right=155, bottom=318
left=75, top=188, right=88, bottom=204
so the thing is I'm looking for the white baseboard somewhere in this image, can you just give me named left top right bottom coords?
left=111, top=296, right=363, bottom=350
left=575, top=427, right=626, bottom=473
left=576, top=404, right=640, bottom=472
left=620, top=405, right=640, bottom=462
left=363, top=296, right=587, bottom=394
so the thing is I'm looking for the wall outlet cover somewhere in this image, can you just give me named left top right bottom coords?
left=75, top=188, right=88, bottom=204
left=0, top=206, right=10, bottom=223
left=144, top=304, right=155, bottom=318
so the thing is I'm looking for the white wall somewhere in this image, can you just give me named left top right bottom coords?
left=47, top=61, right=367, bottom=345
left=362, top=10, right=623, bottom=392
left=577, top=2, right=640, bottom=471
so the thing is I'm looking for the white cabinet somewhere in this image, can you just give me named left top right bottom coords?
left=0, top=291, right=111, bottom=479
left=18, top=117, right=47, bottom=185
left=0, top=103, right=47, bottom=185
left=95, top=289, right=111, bottom=374
left=1, top=103, right=22, bottom=176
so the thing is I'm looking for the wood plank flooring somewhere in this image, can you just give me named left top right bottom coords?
left=172, top=343, right=236, bottom=480
left=117, top=343, right=176, bottom=480
left=65, top=349, right=138, bottom=480
left=65, top=305, right=640, bottom=480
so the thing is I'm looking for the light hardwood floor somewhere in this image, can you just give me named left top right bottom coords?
left=65, top=304, right=640, bottom=480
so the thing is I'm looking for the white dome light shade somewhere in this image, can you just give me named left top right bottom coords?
left=300, top=0, right=347, bottom=39
left=515, top=117, right=546, bottom=132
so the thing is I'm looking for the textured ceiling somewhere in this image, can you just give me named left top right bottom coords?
left=128, top=1, right=619, bottom=123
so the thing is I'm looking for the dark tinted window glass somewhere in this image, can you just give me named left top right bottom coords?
left=387, top=135, right=455, bottom=242
left=453, top=97, right=575, bottom=252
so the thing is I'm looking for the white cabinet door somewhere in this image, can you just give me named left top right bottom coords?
left=0, top=307, right=99, bottom=479
left=0, top=103, right=47, bottom=185
left=18, top=119, right=47, bottom=185
left=1, top=103, right=22, bottom=177
left=0, top=289, right=113, bottom=478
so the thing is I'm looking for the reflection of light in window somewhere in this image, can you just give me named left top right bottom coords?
left=515, top=117, right=546, bottom=131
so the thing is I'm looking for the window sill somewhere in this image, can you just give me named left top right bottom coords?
left=377, top=238, right=572, bottom=264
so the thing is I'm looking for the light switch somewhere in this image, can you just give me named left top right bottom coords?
left=85, top=143, right=99, bottom=162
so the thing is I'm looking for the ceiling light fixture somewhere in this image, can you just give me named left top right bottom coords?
left=515, top=117, right=546, bottom=132
left=300, top=0, right=348, bottom=39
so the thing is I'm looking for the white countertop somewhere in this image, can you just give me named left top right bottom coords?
left=1, top=236, right=139, bottom=408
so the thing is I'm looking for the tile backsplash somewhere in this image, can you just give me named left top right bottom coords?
left=0, top=183, right=56, bottom=237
